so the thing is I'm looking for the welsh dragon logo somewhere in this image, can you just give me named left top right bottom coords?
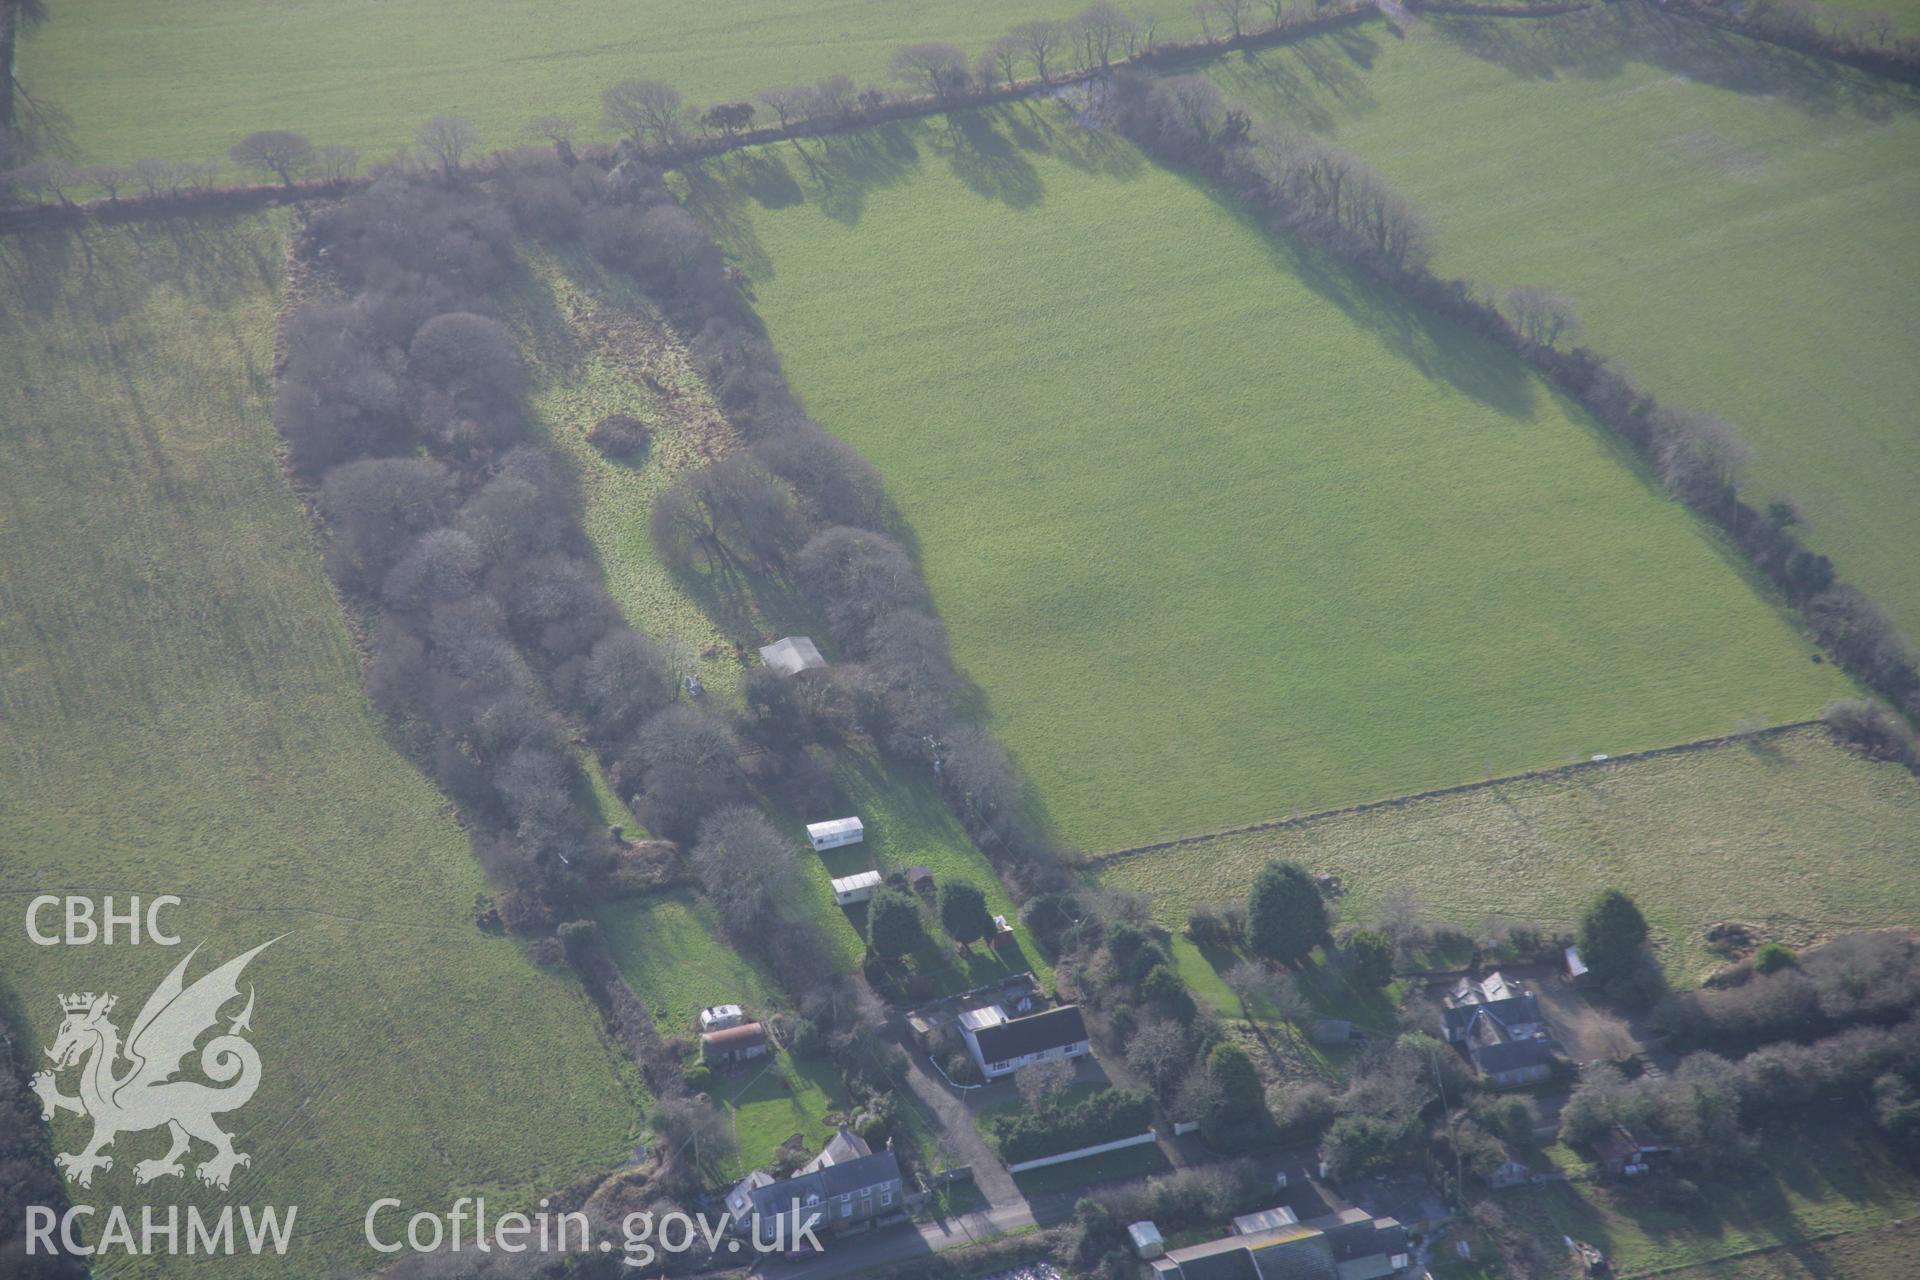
left=31, top=939, right=278, bottom=1192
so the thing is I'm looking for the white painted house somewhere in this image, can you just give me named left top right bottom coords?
left=807, top=817, right=865, bottom=852
left=959, top=1004, right=1090, bottom=1080
left=830, top=870, right=883, bottom=905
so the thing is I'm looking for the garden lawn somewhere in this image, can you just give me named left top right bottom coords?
left=1504, top=1122, right=1920, bottom=1277
left=1211, top=6, right=1920, bottom=640
left=598, top=890, right=778, bottom=1037
left=680, top=105, right=1848, bottom=854
left=506, top=249, right=1048, bottom=995
left=1100, top=725, right=1920, bottom=981
left=0, top=217, right=639, bottom=1278
left=597, top=891, right=848, bottom=1176
left=16, top=0, right=1208, bottom=169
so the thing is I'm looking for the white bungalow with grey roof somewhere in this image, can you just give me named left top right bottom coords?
left=960, top=1004, right=1090, bottom=1079
left=758, top=636, right=826, bottom=677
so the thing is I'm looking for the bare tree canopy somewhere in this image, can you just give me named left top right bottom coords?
left=602, top=78, right=686, bottom=149
left=1501, top=285, right=1582, bottom=349
left=890, top=42, right=972, bottom=99
left=229, top=129, right=314, bottom=186
left=1012, top=20, right=1067, bottom=83
left=416, top=115, right=478, bottom=180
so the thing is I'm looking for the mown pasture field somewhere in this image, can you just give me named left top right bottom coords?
left=679, top=106, right=1848, bottom=854
left=17, top=0, right=1202, bottom=169
left=0, top=217, right=640, bottom=1277
left=1510, top=1120, right=1920, bottom=1278
left=1210, top=6, right=1920, bottom=641
left=1100, top=725, right=1920, bottom=980
left=504, top=248, right=1049, bottom=993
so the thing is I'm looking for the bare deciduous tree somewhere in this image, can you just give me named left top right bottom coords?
left=313, top=143, right=360, bottom=183
left=528, top=114, right=575, bottom=146
left=1222, top=958, right=1283, bottom=1027
left=1015, top=1057, right=1077, bottom=1110
left=1198, top=0, right=1255, bottom=38
left=1073, top=2, right=1138, bottom=70
left=1126, top=1018, right=1194, bottom=1094
left=1655, top=408, right=1751, bottom=509
left=1013, top=20, right=1067, bottom=83
left=649, top=453, right=804, bottom=574
left=690, top=804, right=798, bottom=921
left=602, top=78, right=687, bottom=149
left=890, top=42, right=971, bottom=99
left=1502, top=284, right=1582, bottom=349
left=980, top=36, right=1024, bottom=89
left=755, top=85, right=808, bottom=129
left=229, top=129, right=313, bottom=187
left=416, top=115, right=476, bottom=181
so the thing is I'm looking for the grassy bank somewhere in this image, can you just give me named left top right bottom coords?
left=0, top=217, right=639, bottom=1277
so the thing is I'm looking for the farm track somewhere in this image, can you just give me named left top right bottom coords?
left=1084, top=719, right=1823, bottom=868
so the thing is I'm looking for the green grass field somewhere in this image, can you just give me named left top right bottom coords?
left=0, top=217, right=639, bottom=1276
left=680, top=105, right=1848, bottom=853
left=505, top=247, right=1049, bottom=993
left=1210, top=7, right=1920, bottom=641
left=597, top=891, right=848, bottom=1175
left=1101, top=725, right=1920, bottom=979
left=17, top=0, right=1203, bottom=170
left=1508, top=1122, right=1920, bottom=1277
left=598, top=890, right=779, bottom=1037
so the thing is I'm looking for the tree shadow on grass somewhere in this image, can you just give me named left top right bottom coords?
left=1219, top=36, right=1383, bottom=132
left=1427, top=6, right=1920, bottom=123
left=928, top=109, right=1044, bottom=209
left=1243, top=209, right=1540, bottom=418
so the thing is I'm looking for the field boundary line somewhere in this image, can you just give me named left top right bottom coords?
left=1084, top=719, right=1823, bottom=868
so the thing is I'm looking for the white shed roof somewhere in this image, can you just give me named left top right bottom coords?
left=829, top=870, right=883, bottom=895
left=1564, top=945, right=1589, bottom=978
left=758, top=636, right=826, bottom=676
left=1128, top=1221, right=1163, bottom=1247
left=1232, top=1206, right=1299, bottom=1235
left=957, top=1005, right=1008, bottom=1032
left=807, top=817, right=864, bottom=841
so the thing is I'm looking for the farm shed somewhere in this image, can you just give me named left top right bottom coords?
left=831, top=870, right=883, bottom=905
left=807, top=817, right=864, bottom=851
left=701, top=1021, right=769, bottom=1067
left=758, top=635, right=826, bottom=677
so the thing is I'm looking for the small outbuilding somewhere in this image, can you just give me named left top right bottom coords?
left=701, top=1021, right=769, bottom=1067
left=1313, top=1018, right=1354, bottom=1045
left=1564, top=944, right=1592, bottom=985
left=1128, top=1221, right=1165, bottom=1260
left=905, top=865, right=935, bottom=897
left=806, top=817, right=865, bottom=852
left=758, top=636, right=826, bottom=677
left=987, top=914, right=1016, bottom=950
left=830, top=870, right=883, bottom=905
left=699, top=1004, right=745, bottom=1031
